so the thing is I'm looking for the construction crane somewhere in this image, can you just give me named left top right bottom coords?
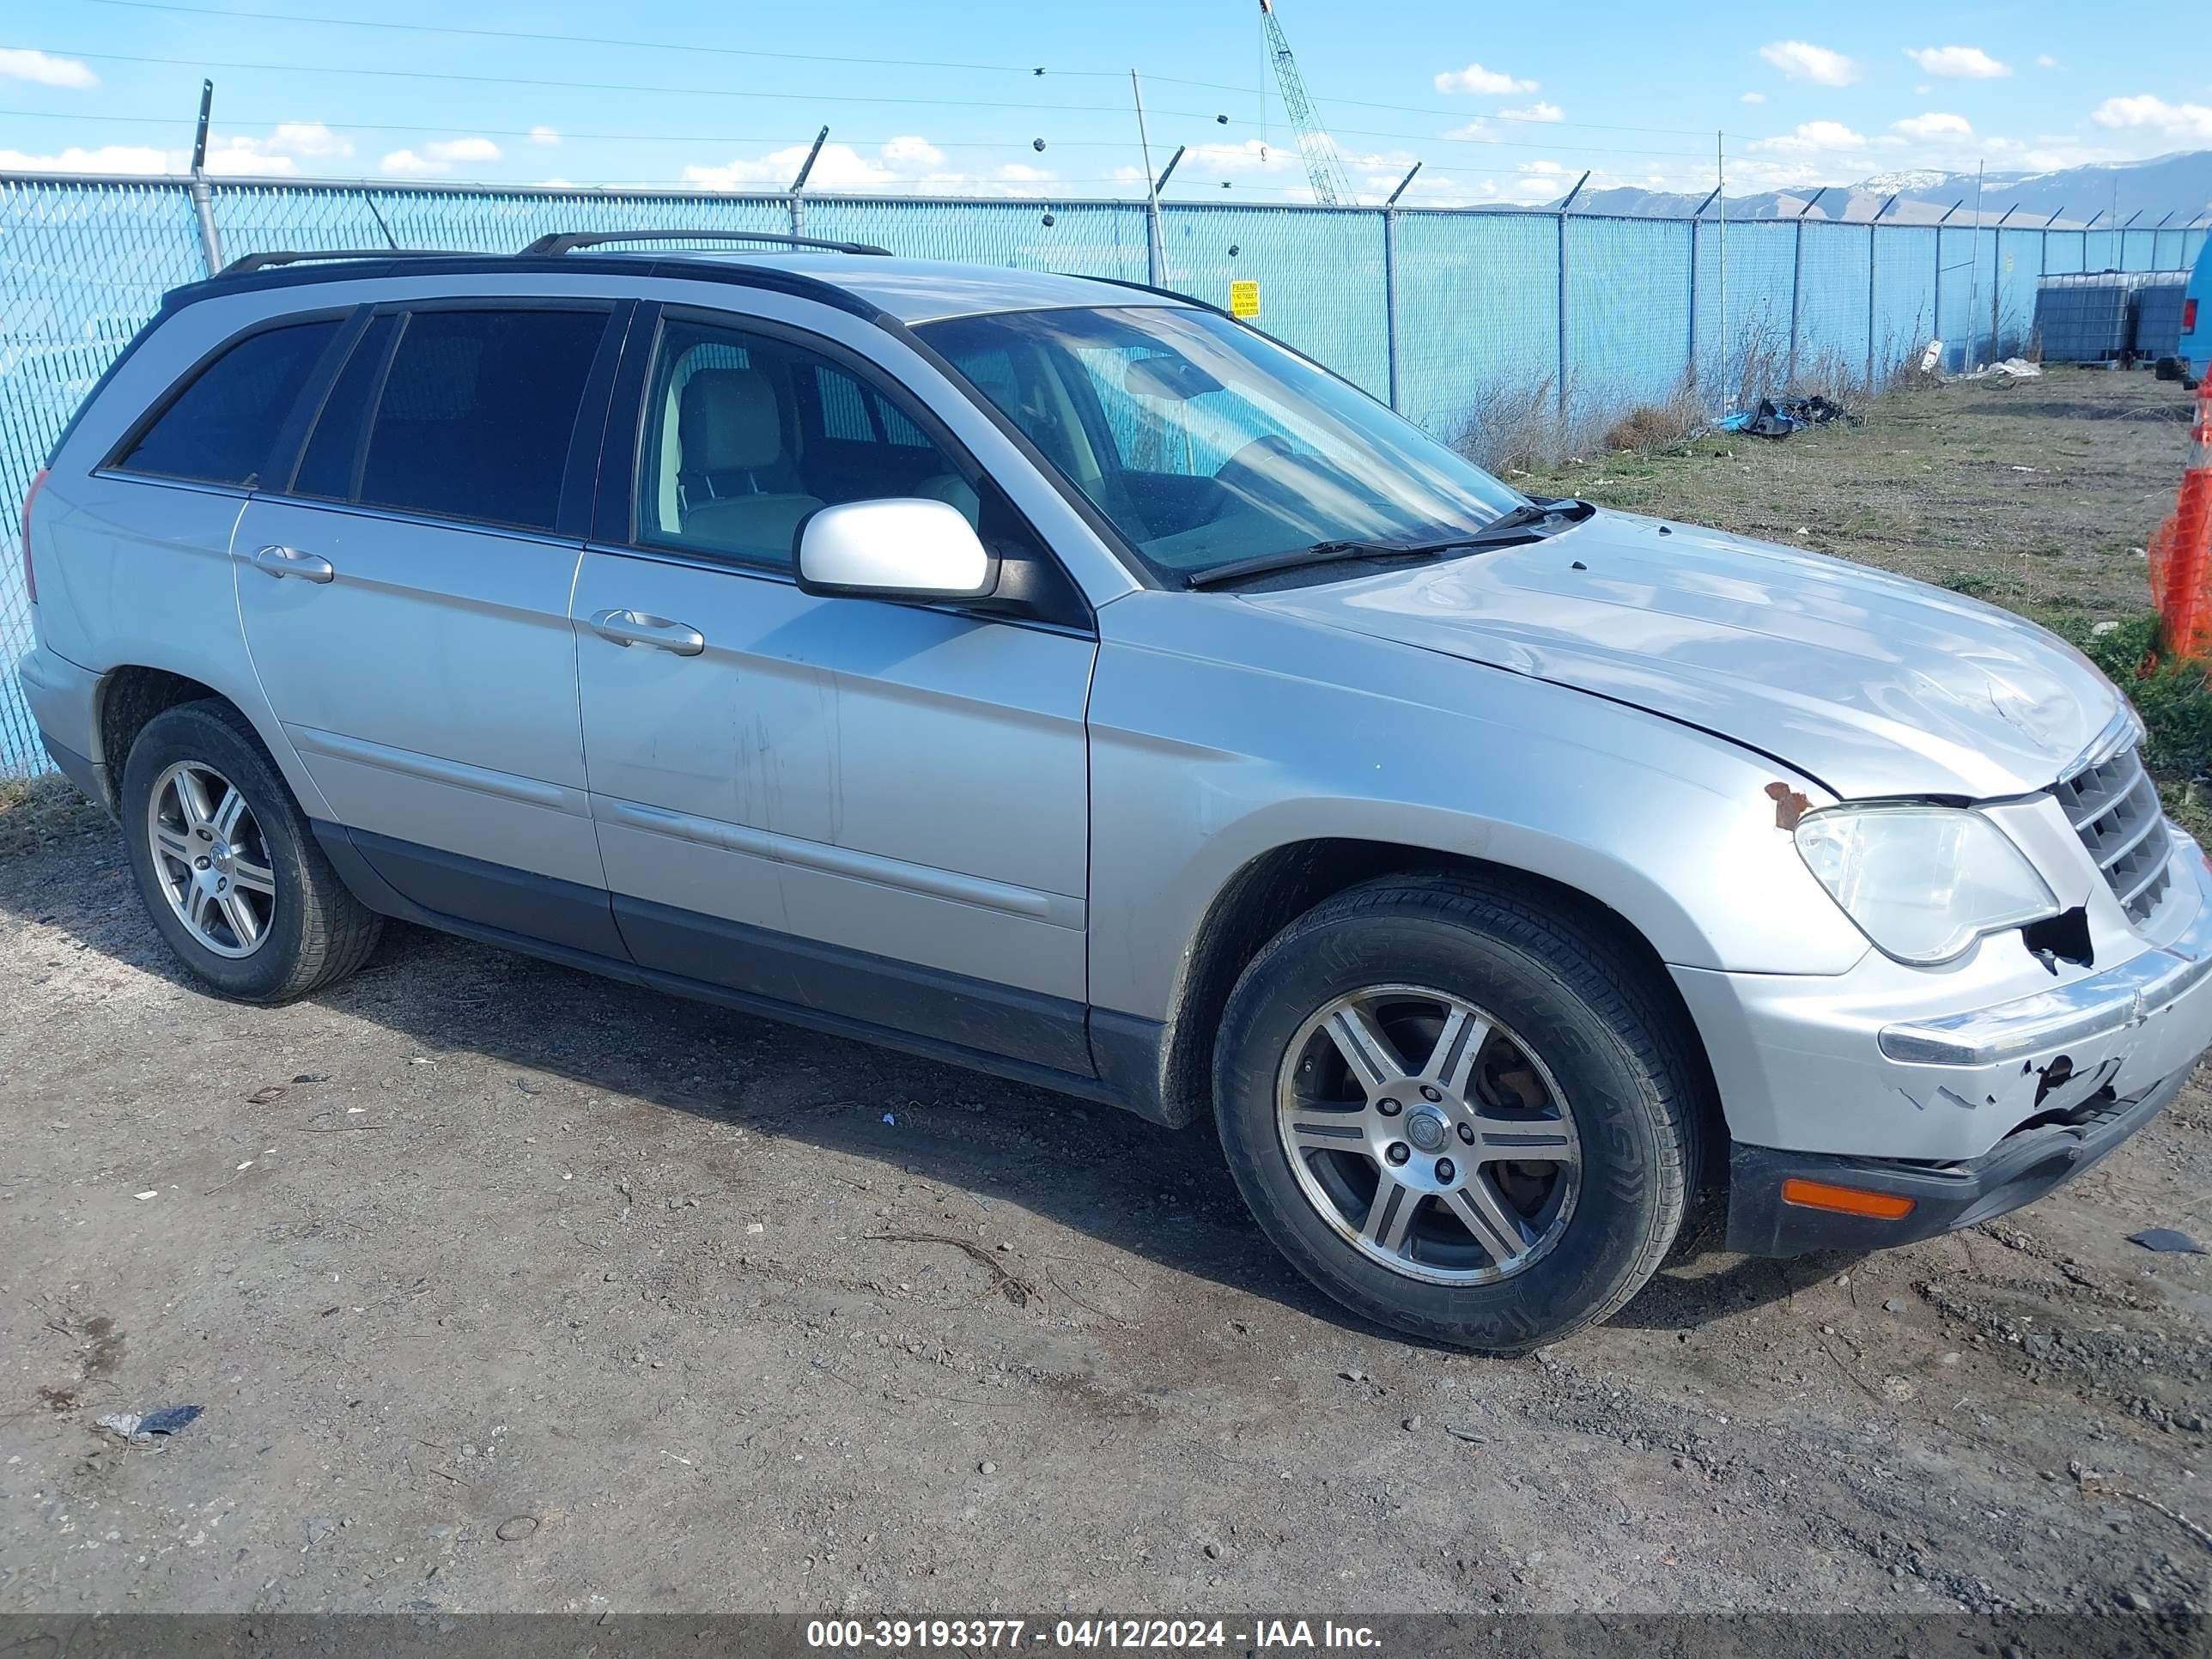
left=1257, top=0, right=1354, bottom=206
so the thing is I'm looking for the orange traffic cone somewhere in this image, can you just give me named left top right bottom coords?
left=2149, top=380, right=2212, bottom=663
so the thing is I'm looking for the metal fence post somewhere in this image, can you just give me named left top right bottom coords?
left=789, top=193, right=804, bottom=239
left=1865, top=223, right=1876, bottom=387
left=1382, top=206, right=1401, bottom=410
left=186, top=79, right=223, bottom=276
left=1381, top=165, right=1419, bottom=413
left=1787, top=216, right=1805, bottom=387
left=1553, top=171, right=1589, bottom=419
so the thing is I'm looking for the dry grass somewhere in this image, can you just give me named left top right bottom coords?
left=0, top=772, right=106, bottom=862
left=1449, top=374, right=1576, bottom=477
left=1601, top=380, right=1708, bottom=454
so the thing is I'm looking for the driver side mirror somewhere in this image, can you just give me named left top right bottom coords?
left=795, top=498, right=1000, bottom=602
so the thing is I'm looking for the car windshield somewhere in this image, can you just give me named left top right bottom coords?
left=915, top=304, right=1527, bottom=584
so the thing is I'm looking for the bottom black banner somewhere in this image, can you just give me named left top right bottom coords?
left=0, top=1613, right=2203, bottom=1659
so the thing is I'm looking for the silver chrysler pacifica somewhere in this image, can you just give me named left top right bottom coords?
left=19, top=231, right=2212, bottom=1350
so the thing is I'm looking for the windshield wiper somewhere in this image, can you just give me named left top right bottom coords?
left=1186, top=538, right=1458, bottom=589
left=1184, top=501, right=1589, bottom=591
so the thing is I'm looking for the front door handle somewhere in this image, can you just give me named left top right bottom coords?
left=252, top=544, right=336, bottom=584
left=590, top=608, right=706, bottom=656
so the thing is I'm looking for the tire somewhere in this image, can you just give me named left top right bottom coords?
left=119, top=699, right=381, bottom=1003
left=1212, top=873, right=1706, bottom=1353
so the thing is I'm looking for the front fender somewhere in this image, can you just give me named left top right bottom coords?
left=1085, top=592, right=1869, bottom=1024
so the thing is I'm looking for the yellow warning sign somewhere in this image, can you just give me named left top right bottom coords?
left=1229, top=279, right=1261, bottom=319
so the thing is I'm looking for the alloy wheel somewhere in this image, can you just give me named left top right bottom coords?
left=145, top=760, right=277, bottom=958
left=1273, top=983, right=1581, bottom=1285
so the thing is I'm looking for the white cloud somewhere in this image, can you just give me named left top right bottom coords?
left=528, top=125, right=561, bottom=147
left=1749, top=120, right=1870, bottom=154
left=1443, top=119, right=1487, bottom=139
left=0, top=47, right=97, bottom=89
left=1758, top=40, right=1858, bottom=87
left=1433, top=62, right=1537, bottom=95
left=1501, top=101, right=1563, bottom=123
left=1892, top=112, right=1972, bottom=139
left=1905, top=45, right=2009, bottom=79
left=267, top=122, right=351, bottom=159
left=879, top=134, right=943, bottom=167
left=0, top=121, right=354, bottom=179
left=1740, top=91, right=1767, bottom=104
left=684, top=135, right=1060, bottom=197
left=2092, top=94, right=2212, bottom=142
left=380, top=136, right=501, bottom=176
left=2034, top=54, right=2058, bottom=69
left=0, top=143, right=162, bottom=173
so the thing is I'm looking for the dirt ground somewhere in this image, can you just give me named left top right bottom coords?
left=4, top=369, right=2212, bottom=1627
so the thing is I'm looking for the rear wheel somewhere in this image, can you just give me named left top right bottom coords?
left=1213, top=874, right=1705, bottom=1352
left=120, top=700, right=381, bottom=1002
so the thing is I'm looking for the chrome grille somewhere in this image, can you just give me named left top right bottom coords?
left=2053, top=743, right=2172, bottom=926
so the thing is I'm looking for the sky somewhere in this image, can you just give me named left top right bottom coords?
left=0, top=0, right=2208, bottom=207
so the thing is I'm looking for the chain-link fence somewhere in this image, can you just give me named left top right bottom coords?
left=3, top=170, right=2208, bottom=773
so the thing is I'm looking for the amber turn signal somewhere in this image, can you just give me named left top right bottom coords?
left=1779, top=1177, right=1917, bottom=1221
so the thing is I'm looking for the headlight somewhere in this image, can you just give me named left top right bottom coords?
left=1794, top=805, right=2058, bottom=965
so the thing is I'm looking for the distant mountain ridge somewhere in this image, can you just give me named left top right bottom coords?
left=1555, top=149, right=2212, bottom=227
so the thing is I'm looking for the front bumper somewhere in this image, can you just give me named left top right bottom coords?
left=1728, top=1061, right=2187, bottom=1255
left=1673, top=823, right=2212, bottom=1163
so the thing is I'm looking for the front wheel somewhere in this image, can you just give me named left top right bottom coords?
left=1213, top=875, right=1706, bottom=1352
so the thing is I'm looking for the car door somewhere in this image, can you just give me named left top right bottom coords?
left=233, top=299, right=631, bottom=951
left=571, top=303, right=1097, bottom=1073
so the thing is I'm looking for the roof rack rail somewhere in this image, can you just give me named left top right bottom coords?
left=219, top=248, right=487, bottom=276
left=519, top=228, right=891, bottom=258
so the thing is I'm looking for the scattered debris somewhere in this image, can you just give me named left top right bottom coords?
left=1917, top=339, right=1944, bottom=374
left=95, top=1404, right=203, bottom=1442
left=881, top=1112, right=896, bottom=1126
left=2130, top=1228, right=2207, bottom=1255
left=1883, top=1297, right=1909, bottom=1315
left=133, top=1190, right=158, bottom=1201
left=1716, top=395, right=1851, bottom=440
left=291, top=1073, right=330, bottom=1084
left=978, top=1461, right=997, bottom=1475
left=1401, top=1415, right=1422, bottom=1432
left=494, top=1515, right=539, bottom=1542
left=246, top=1085, right=288, bottom=1105
left=1949, top=356, right=2041, bottom=383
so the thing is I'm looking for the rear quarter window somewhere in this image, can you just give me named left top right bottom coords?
left=113, top=319, right=339, bottom=486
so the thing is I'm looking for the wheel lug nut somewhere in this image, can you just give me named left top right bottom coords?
left=194, top=856, right=211, bottom=870
left=1435, top=1158, right=1455, bottom=1183
left=1377, top=1097, right=1402, bottom=1116
left=1386, top=1143, right=1410, bottom=1166
left=1457, top=1122, right=1476, bottom=1146
left=1419, top=1085, right=1443, bottom=1103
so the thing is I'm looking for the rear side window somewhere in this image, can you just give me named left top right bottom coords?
left=291, top=313, right=397, bottom=501
left=354, top=309, right=605, bottom=532
left=116, top=319, right=338, bottom=486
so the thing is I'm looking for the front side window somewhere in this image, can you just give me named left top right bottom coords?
left=117, top=319, right=338, bottom=486
left=915, top=305, right=1524, bottom=583
left=635, top=317, right=1021, bottom=570
left=352, top=308, right=606, bottom=532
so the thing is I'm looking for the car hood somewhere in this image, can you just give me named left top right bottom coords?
left=1238, top=508, right=2124, bottom=799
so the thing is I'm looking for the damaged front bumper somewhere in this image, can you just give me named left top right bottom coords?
left=1726, top=1062, right=2188, bottom=1255
left=1674, top=823, right=2212, bottom=1165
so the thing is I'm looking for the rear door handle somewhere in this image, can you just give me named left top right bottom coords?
left=252, top=544, right=336, bottom=584
left=589, top=608, right=706, bottom=656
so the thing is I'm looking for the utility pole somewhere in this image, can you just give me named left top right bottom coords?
left=187, top=79, right=223, bottom=276
left=1131, top=71, right=1168, bottom=288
